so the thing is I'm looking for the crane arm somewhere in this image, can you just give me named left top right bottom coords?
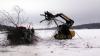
left=55, top=13, right=74, bottom=27
left=55, top=13, right=70, bottom=21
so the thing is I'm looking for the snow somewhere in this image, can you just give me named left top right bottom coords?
left=0, top=29, right=100, bottom=56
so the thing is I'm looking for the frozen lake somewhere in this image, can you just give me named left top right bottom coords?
left=0, top=29, right=100, bottom=56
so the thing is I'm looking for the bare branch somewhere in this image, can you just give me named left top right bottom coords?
left=14, top=6, right=23, bottom=26
left=0, top=10, right=17, bottom=27
left=0, top=6, right=29, bottom=27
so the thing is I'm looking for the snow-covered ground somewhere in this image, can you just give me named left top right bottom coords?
left=0, top=29, right=100, bottom=56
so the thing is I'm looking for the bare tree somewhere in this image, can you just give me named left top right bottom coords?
left=0, top=6, right=29, bottom=27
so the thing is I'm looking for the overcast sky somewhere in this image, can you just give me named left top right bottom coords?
left=0, top=0, right=100, bottom=25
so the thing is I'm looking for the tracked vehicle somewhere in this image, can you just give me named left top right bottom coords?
left=40, top=11, right=75, bottom=40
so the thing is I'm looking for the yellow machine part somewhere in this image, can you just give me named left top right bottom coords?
left=54, top=30, right=75, bottom=40
left=67, top=30, right=75, bottom=39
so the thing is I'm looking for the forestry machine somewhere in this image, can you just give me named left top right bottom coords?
left=40, top=11, right=75, bottom=40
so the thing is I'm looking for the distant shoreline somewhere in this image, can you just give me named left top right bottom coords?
left=0, top=23, right=100, bottom=31
left=73, top=23, right=100, bottom=29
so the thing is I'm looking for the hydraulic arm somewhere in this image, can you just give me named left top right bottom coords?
left=40, top=11, right=75, bottom=39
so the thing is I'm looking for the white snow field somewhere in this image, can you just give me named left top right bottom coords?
left=0, top=29, right=100, bottom=56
